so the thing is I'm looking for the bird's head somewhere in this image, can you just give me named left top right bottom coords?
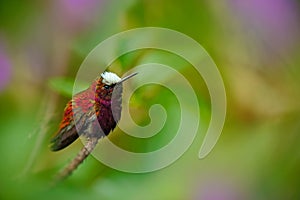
left=96, top=71, right=137, bottom=101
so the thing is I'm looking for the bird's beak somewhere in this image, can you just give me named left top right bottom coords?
left=118, top=72, right=138, bottom=84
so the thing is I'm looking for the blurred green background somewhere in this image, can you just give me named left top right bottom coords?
left=1, top=0, right=300, bottom=199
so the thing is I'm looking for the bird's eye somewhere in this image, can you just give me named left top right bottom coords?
left=104, top=85, right=110, bottom=89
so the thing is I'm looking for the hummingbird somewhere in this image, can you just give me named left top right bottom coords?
left=50, top=71, right=137, bottom=181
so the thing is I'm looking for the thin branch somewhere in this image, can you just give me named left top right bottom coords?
left=53, top=137, right=99, bottom=183
left=21, top=92, right=58, bottom=177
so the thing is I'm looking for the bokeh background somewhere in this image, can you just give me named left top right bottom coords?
left=1, top=0, right=300, bottom=199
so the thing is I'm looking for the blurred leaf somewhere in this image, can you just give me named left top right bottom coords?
left=48, top=77, right=74, bottom=97
left=48, top=77, right=90, bottom=97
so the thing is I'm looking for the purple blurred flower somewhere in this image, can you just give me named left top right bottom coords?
left=193, top=176, right=248, bottom=200
left=0, top=41, right=11, bottom=91
left=229, top=0, right=300, bottom=63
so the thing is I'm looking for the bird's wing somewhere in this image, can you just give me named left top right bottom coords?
left=50, top=96, right=93, bottom=151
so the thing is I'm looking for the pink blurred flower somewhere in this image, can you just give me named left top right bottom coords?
left=53, top=0, right=105, bottom=33
left=0, top=40, right=11, bottom=91
left=192, top=175, right=248, bottom=200
left=229, top=0, right=300, bottom=63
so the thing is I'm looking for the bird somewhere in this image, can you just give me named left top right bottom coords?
left=50, top=71, right=137, bottom=181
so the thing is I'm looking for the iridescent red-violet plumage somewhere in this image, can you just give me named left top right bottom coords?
left=51, top=72, right=124, bottom=151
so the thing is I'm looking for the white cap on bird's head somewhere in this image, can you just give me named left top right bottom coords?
left=101, top=71, right=138, bottom=85
left=101, top=72, right=121, bottom=85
